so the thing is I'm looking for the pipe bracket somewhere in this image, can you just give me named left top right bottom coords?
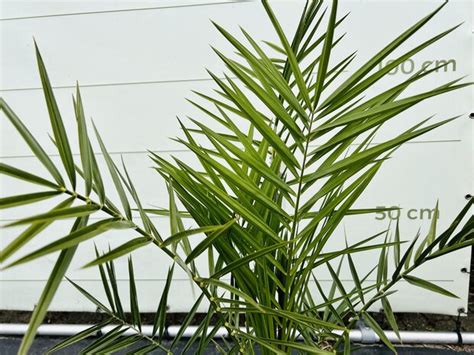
left=356, top=319, right=378, bottom=344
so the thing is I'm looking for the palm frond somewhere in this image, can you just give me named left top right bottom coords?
left=1, top=1, right=473, bottom=354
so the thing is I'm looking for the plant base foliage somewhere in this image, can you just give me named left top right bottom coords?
left=0, top=1, right=473, bottom=354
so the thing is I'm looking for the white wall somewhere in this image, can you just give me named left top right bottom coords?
left=0, top=0, right=473, bottom=316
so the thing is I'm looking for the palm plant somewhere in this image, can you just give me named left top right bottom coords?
left=1, top=0, right=473, bottom=353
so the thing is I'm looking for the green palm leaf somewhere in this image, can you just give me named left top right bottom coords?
left=0, top=99, right=64, bottom=186
left=2, top=1, right=473, bottom=354
left=18, top=217, right=87, bottom=355
left=0, top=191, right=61, bottom=210
left=35, top=42, right=76, bottom=189
left=5, top=218, right=133, bottom=268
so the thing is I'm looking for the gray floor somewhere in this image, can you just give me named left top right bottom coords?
left=0, top=337, right=471, bottom=354
left=1, top=337, right=222, bottom=355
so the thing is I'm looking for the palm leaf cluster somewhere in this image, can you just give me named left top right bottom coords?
left=0, top=0, right=473, bottom=354
left=46, top=256, right=225, bottom=354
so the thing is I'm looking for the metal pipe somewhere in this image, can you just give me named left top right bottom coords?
left=1, top=324, right=473, bottom=345
left=343, top=329, right=474, bottom=344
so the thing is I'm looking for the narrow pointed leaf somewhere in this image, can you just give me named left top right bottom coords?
left=74, top=84, right=93, bottom=196
left=0, top=191, right=61, bottom=210
left=321, top=1, right=448, bottom=109
left=152, top=264, right=174, bottom=338
left=211, top=241, right=288, bottom=279
left=262, top=0, right=312, bottom=110
left=35, top=43, right=76, bottom=189
left=5, top=218, right=132, bottom=268
left=381, top=297, right=401, bottom=341
left=162, top=225, right=229, bottom=247
left=185, top=218, right=236, bottom=263
left=106, top=259, right=125, bottom=318
left=67, top=278, right=111, bottom=313
left=18, top=217, right=86, bottom=355
left=313, top=0, right=338, bottom=108
left=0, top=99, right=64, bottom=186
left=47, top=319, right=112, bottom=353
left=128, top=257, right=141, bottom=330
left=95, top=246, right=116, bottom=313
left=83, top=237, right=151, bottom=268
left=170, top=293, right=205, bottom=349
left=93, top=122, right=132, bottom=219
left=5, top=204, right=100, bottom=227
left=89, top=142, right=106, bottom=205
left=363, top=312, right=396, bottom=352
left=0, top=198, right=75, bottom=263
left=403, top=274, right=458, bottom=298
left=0, top=163, right=59, bottom=189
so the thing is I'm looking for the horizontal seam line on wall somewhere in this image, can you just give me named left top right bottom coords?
left=0, top=0, right=251, bottom=22
left=0, top=140, right=463, bottom=160
left=0, top=279, right=218, bottom=282
left=0, top=72, right=356, bottom=93
left=0, top=279, right=456, bottom=282
left=0, top=149, right=190, bottom=160
left=0, top=214, right=166, bottom=223
left=0, top=77, right=230, bottom=93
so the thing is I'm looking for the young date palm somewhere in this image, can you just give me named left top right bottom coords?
left=1, top=0, right=473, bottom=354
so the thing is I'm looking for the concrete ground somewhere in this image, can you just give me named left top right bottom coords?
left=0, top=337, right=472, bottom=355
